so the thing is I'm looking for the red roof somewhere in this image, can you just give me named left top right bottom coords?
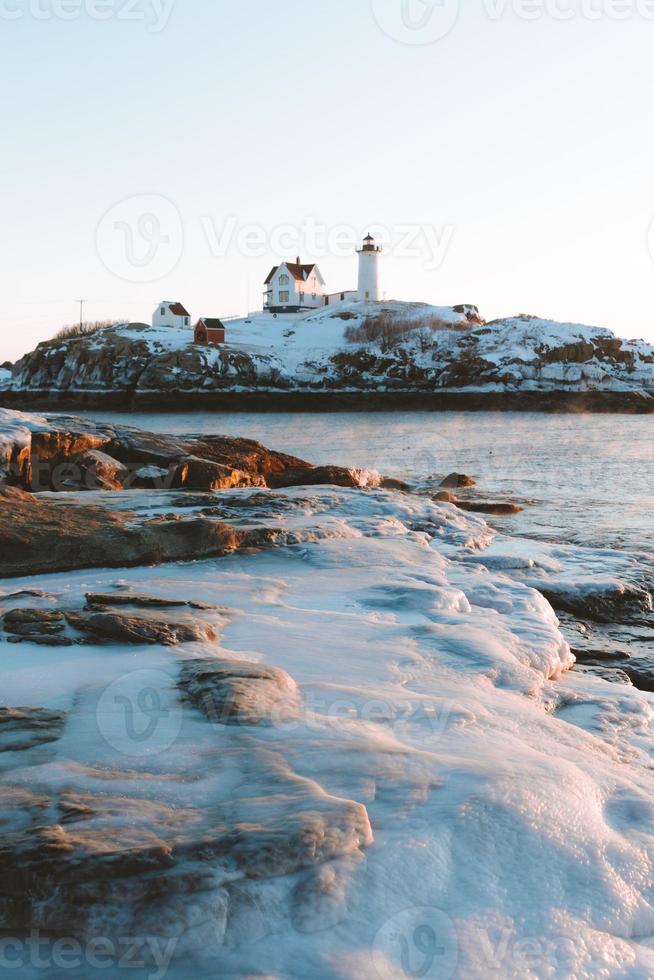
left=264, top=263, right=317, bottom=285
left=197, top=318, right=225, bottom=330
left=168, top=302, right=190, bottom=317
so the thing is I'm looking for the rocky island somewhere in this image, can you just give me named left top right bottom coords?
left=2, top=302, right=654, bottom=412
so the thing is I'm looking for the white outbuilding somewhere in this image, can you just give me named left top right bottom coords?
left=152, top=301, right=191, bottom=329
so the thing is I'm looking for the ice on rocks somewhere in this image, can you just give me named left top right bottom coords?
left=2, top=469, right=654, bottom=975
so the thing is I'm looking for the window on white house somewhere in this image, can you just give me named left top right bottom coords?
left=279, top=291, right=289, bottom=303
left=184, top=317, right=189, bottom=326
left=279, top=275, right=289, bottom=285
left=161, top=308, right=165, bottom=315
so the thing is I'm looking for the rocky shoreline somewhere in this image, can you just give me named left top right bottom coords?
left=3, top=387, right=654, bottom=413
left=3, top=408, right=654, bottom=973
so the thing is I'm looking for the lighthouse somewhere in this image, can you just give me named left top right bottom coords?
left=357, top=233, right=382, bottom=303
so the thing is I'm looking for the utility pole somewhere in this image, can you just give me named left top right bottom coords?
left=76, top=300, right=86, bottom=331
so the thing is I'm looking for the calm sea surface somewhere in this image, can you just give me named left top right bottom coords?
left=74, top=411, right=654, bottom=554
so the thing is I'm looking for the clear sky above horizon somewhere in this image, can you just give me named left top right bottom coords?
left=2, top=0, right=654, bottom=362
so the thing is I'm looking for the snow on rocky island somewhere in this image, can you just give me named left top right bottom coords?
left=3, top=302, right=654, bottom=411
left=2, top=409, right=654, bottom=976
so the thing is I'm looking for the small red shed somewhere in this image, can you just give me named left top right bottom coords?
left=194, top=317, right=226, bottom=345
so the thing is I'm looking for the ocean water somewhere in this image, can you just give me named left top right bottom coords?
left=79, top=410, right=654, bottom=554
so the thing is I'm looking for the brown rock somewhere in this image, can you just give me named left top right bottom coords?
left=441, top=473, right=476, bottom=489
left=538, top=341, right=594, bottom=364
left=178, top=659, right=301, bottom=726
left=85, top=593, right=214, bottom=611
left=273, top=465, right=362, bottom=489
left=172, top=456, right=261, bottom=492
left=1, top=589, right=53, bottom=600
left=0, top=707, right=66, bottom=752
left=4, top=621, right=65, bottom=636
left=7, top=635, right=75, bottom=647
left=65, top=612, right=217, bottom=646
left=73, top=449, right=129, bottom=491
left=4, top=608, right=64, bottom=626
left=0, top=492, right=245, bottom=577
left=2, top=413, right=375, bottom=495
left=0, top=491, right=142, bottom=577
left=380, top=477, right=409, bottom=492
left=456, top=501, right=523, bottom=515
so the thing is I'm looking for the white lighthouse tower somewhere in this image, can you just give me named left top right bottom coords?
left=357, top=233, right=382, bottom=303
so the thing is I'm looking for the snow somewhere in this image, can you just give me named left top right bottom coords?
left=109, top=323, right=196, bottom=351
left=3, top=475, right=654, bottom=976
left=107, top=302, right=472, bottom=366
left=101, top=307, right=654, bottom=394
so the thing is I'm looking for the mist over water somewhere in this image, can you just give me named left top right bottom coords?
left=78, top=411, right=654, bottom=554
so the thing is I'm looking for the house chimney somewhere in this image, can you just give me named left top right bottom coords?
left=296, top=256, right=301, bottom=266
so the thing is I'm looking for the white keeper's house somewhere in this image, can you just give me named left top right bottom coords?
left=264, top=234, right=383, bottom=313
left=263, top=259, right=327, bottom=313
left=153, top=301, right=191, bottom=329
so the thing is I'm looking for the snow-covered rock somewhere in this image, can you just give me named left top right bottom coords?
left=2, top=479, right=654, bottom=976
left=5, top=304, right=654, bottom=400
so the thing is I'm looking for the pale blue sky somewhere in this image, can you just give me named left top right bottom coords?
left=2, top=0, right=654, bottom=361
